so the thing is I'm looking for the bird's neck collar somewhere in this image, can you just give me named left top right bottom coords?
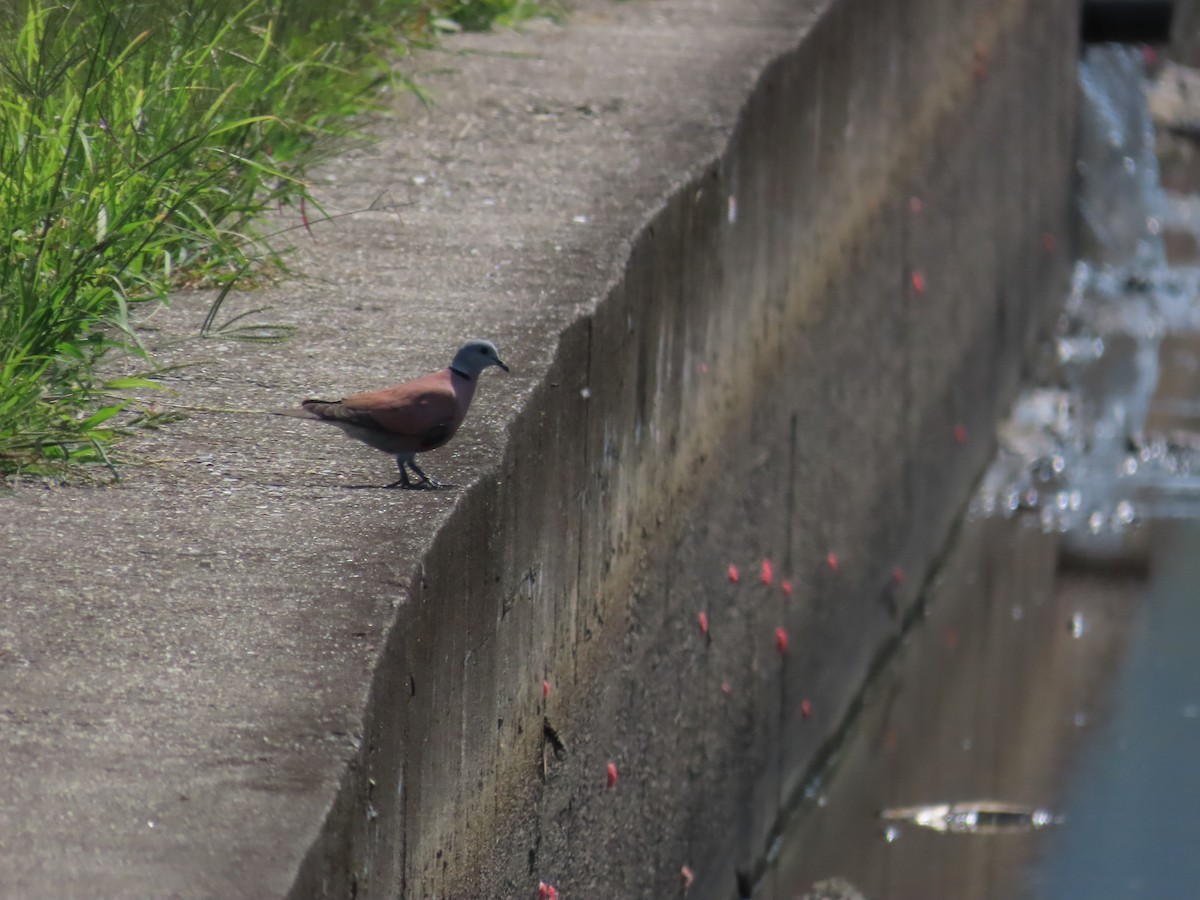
left=449, top=365, right=473, bottom=381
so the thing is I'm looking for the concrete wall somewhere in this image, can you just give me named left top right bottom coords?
left=294, top=0, right=1079, bottom=896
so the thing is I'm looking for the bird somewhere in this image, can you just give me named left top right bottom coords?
left=275, top=339, right=509, bottom=488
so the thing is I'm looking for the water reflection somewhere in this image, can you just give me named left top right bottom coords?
left=770, top=519, right=1199, bottom=899
left=879, top=801, right=1061, bottom=836
left=1032, top=523, right=1200, bottom=899
left=765, top=518, right=1142, bottom=900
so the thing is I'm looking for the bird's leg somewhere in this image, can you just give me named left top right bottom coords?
left=386, top=454, right=451, bottom=489
left=407, top=456, right=450, bottom=489
left=386, top=454, right=416, bottom=489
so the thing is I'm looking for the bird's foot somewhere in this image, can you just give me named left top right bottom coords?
left=412, top=475, right=455, bottom=490
left=384, top=473, right=455, bottom=490
left=388, top=456, right=455, bottom=490
left=406, top=459, right=454, bottom=489
left=385, top=466, right=417, bottom=489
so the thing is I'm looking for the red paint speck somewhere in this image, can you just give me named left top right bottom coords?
left=892, top=566, right=905, bottom=587
left=727, top=563, right=740, bottom=584
left=782, top=579, right=793, bottom=597
left=548, top=889, right=557, bottom=900
left=538, top=882, right=550, bottom=900
left=909, top=196, right=923, bottom=215
left=698, top=611, right=709, bottom=636
left=542, top=680, right=550, bottom=700
left=910, top=271, right=926, bottom=294
left=775, top=627, right=789, bottom=655
left=954, top=423, right=968, bottom=445
left=606, top=762, right=618, bottom=789
left=1042, top=232, right=1057, bottom=253
left=721, top=680, right=733, bottom=696
left=760, top=558, right=774, bottom=586
left=826, top=552, right=840, bottom=572
left=801, top=699, right=813, bottom=719
left=681, top=865, right=695, bottom=890
left=973, top=43, right=987, bottom=78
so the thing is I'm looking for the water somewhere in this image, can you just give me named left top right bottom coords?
left=1033, top=525, right=1200, bottom=899
left=1076, top=45, right=1165, bottom=267
left=765, top=47, right=1200, bottom=900
left=977, top=47, right=1200, bottom=549
left=766, top=516, right=1200, bottom=899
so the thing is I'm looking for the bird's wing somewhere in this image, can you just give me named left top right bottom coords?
left=309, top=371, right=461, bottom=439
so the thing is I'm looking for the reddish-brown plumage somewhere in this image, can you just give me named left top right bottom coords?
left=299, top=368, right=477, bottom=455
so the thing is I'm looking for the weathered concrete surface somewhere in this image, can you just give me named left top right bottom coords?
left=0, top=0, right=1077, bottom=897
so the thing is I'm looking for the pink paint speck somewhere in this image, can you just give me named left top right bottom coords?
left=607, top=762, right=618, bottom=789
left=698, top=611, right=709, bottom=636
left=782, top=579, right=793, bottom=597
left=775, top=627, right=789, bottom=655
left=910, top=271, right=926, bottom=294
left=727, top=563, right=740, bottom=584
left=801, top=699, right=813, bottom=719
left=681, top=865, right=695, bottom=890
left=760, top=558, right=774, bottom=586
left=826, top=552, right=840, bottom=572
left=542, top=680, right=550, bottom=700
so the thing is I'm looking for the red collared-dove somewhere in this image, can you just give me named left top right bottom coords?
left=276, top=339, right=509, bottom=488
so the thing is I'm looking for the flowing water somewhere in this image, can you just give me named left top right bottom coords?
left=763, top=46, right=1200, bottom=900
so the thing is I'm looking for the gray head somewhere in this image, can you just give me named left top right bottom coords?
left=450, top=339, right=510, bottom=378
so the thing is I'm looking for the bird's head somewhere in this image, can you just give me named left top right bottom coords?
left=451, top=339, right=510, bottom=378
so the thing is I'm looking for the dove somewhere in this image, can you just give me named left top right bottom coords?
left=276, top=339, right=509, bottom=488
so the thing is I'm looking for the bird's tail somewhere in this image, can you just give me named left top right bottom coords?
left=272, top=399, right=345, bottom=421
left=271, top=406, right=324, bottom=420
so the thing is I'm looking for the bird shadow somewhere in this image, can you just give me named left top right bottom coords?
left=338, top=482, right=459, bottom=492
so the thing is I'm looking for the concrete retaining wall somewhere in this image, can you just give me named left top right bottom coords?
left=295, top=0, right=1080, bottom=897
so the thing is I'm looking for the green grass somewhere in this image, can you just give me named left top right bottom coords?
left=0, top=0, right=552, bottom=477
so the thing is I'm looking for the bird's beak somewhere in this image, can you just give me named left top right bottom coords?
left=496, top=358, right=510, bottom=373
